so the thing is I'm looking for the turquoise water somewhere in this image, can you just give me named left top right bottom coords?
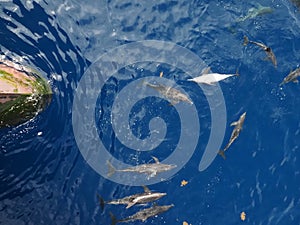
left=1, top=0, right=300, bottom=224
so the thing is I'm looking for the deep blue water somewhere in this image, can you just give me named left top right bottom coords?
left=1, top=0, right=300, bottom=224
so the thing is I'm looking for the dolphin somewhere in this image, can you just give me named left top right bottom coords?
left=107, top=156, right=177, bottom=178
left=236, top=4, right=273, bottom=22
left=187, top=67, right=239, bottom=85
left=97, top=186, right=166, bottom=210
left=143, top=81, right=193, bottom=105
left=280, top=68, right=300, bottom=86
left=227, top=4, right=273, bottom=33
left=110, top=204, right=174, bottom=225
left=243, top=36, right=277, bottom=68
left=218, top=112, right=246, bottom=159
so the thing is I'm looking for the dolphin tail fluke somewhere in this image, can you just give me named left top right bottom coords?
left=109, top=212, right=118, bottom=225
left=97, top=194, right=105, bottom=211
left=106, top=161, right=116, bottom=177
left=243, top=36, right=249, bottom=46
left=218, top=150, right=226, bottom=160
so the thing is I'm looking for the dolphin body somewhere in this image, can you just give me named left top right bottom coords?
left=236, top=4, right=273, bottom=22
left=243, top=36, right=277, bottom=68
left=97, top=186, right=166, bottom=210
left=187, top=67, right=238, bottom=85
left=107, top=156, right=177, bottom=178
left=227, top=4, right=273, bottom=33
left=110, top=204, right=174, bottom=225
left=218, top=112, right=246, bottom=159
left=143, top=81, right=193, bottom=105
left=280, top=68, right=300, bottom=86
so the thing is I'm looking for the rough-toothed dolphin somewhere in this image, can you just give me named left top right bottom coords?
left=110, top=204, right=174, bottom=225
left=187, top=67, right=239, bottom=85
left=280, top=68, right=300, bottom=86
left=107, top=156, right=177, bottom=178
left=97, top=186, right=166, bottom=210
left=143, top=81, right=193, bottom=105
left=218, top=112, right=246, bottom=159
left=243, top=36, right=277, bottom=68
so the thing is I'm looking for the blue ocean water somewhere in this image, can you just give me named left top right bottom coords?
left=1, top=0, right=300, bottom=224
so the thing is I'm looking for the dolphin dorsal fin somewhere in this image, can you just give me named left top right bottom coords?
left=142, top=185, right=151, bottom=193
left=201, top=67, right=211, bottom=75
left=151, top=156, right=160, bottom=163
left=126, top=202, right=135, bottom=209
left=230, top=121, right=238, bottom=126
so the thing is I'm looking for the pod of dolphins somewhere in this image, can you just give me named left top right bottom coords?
left=98, top=186, right=173, bottom=225
left=98, top=17, right=300, bottom=225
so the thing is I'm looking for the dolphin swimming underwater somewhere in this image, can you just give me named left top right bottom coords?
left=97, top=186, right=166, bottom=210
left=243, top=36, right=277, bottom=68
left=107, top=156, right=177, bottom=178
left=280, top=68, right=300, bottom=86
left=143, top=81, right=193, bottom=105
left=187, top=67, right=239, bottom=85
left=218, top=112, right=246, bottom=159
left=236, top=4, right=273, bottom=22
left=109, top=204, right=174, bottom=225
